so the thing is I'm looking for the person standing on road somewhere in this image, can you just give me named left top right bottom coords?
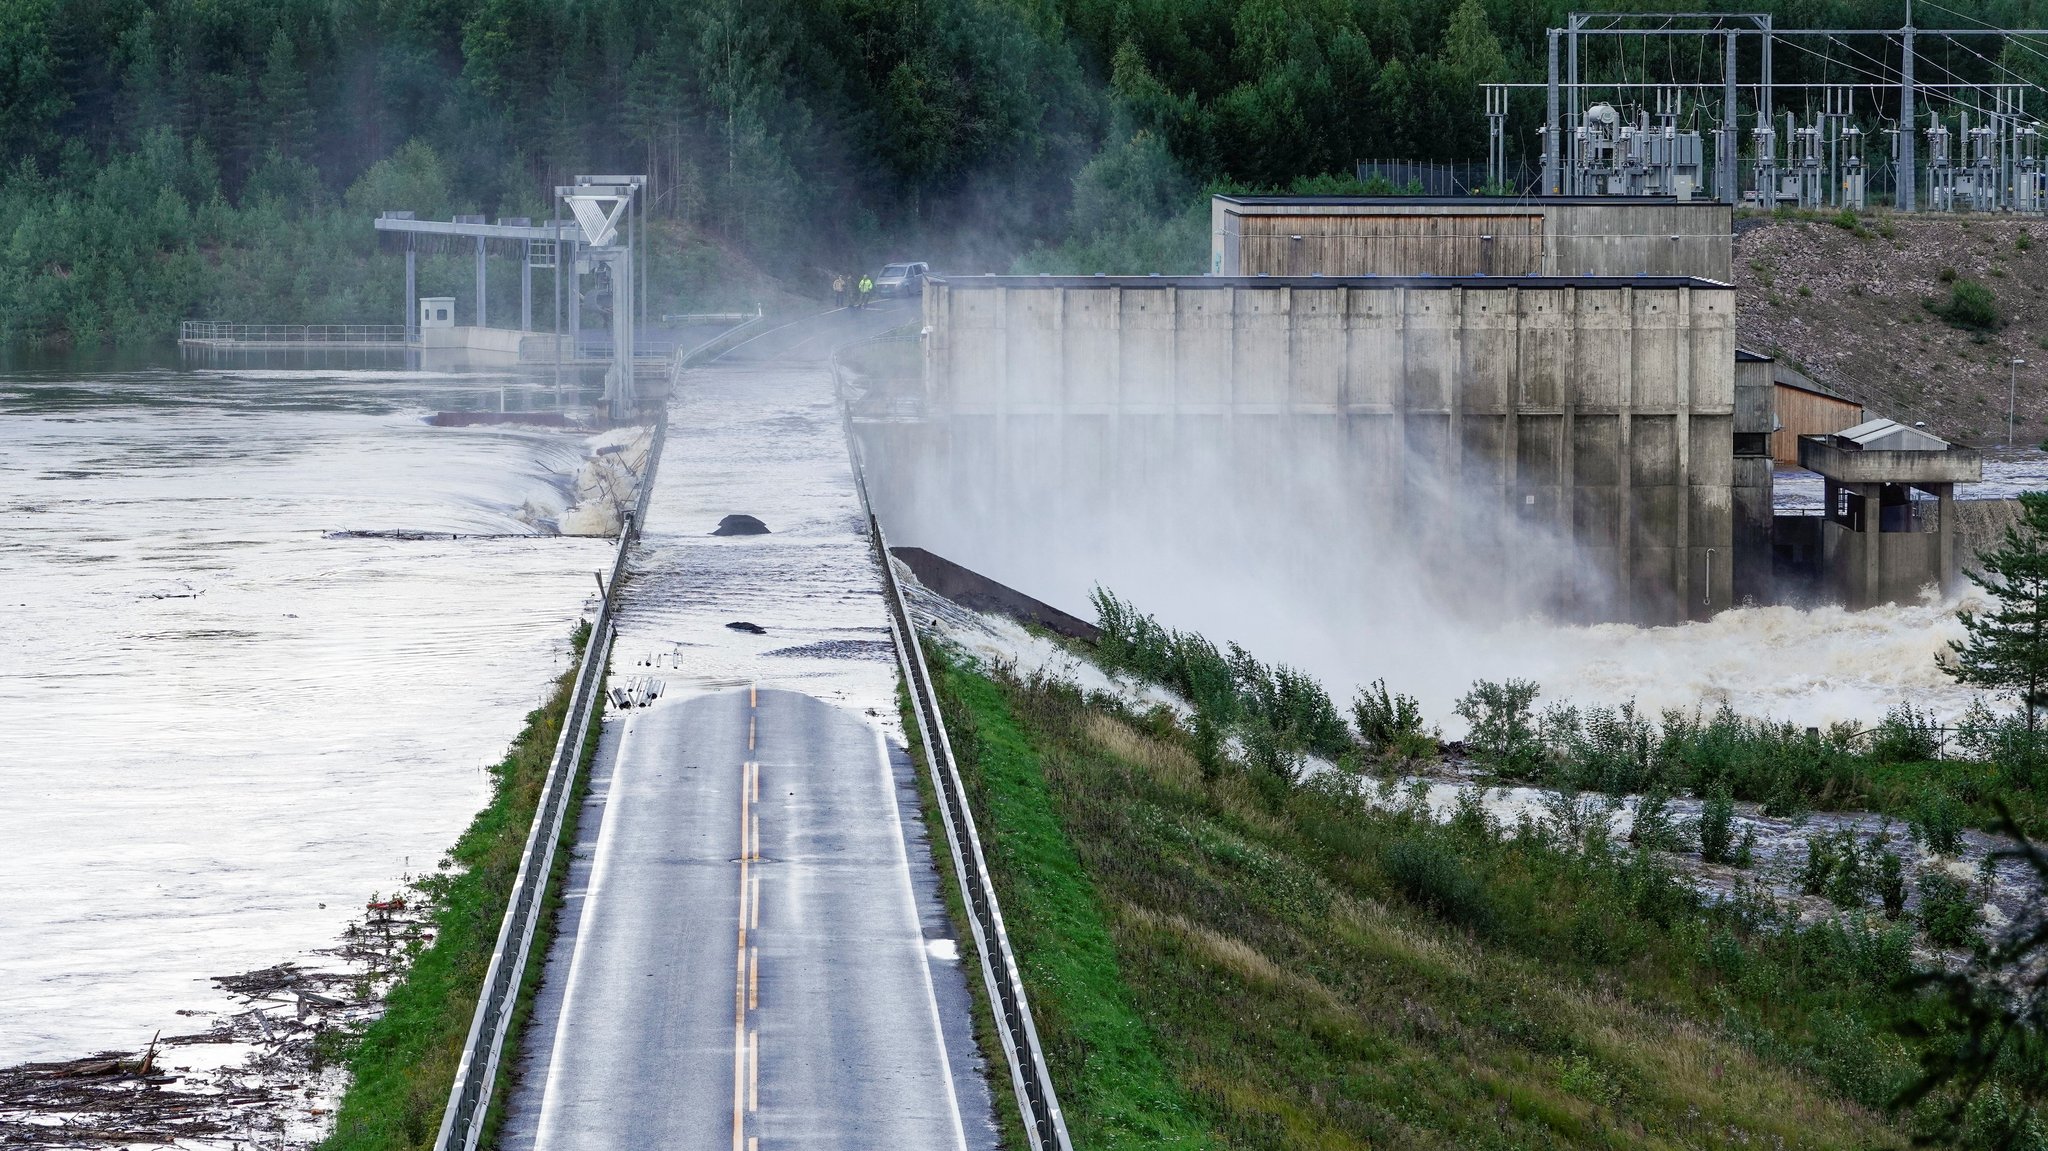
left=857, top=274, right=874, bottom=309
left=832, top=273, right=847, bottom=308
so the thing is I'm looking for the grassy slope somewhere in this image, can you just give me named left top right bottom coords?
left=319, top=625, right=599, bottom=1150
left=935, top=651, right=1918, bottom=1149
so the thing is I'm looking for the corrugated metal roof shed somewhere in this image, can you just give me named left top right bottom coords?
left=1833, top=417, right=1950, bottom=452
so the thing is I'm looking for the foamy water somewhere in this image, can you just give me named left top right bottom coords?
left=0, top=362, right=612, bottom=1064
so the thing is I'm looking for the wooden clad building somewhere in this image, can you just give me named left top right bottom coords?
left=1772, top=368, right=1864, bottom=465
left=1210, top=196, right=1734, bottom=282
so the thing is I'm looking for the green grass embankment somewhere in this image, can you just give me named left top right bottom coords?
left=932, top=650, right=1929, bottom=1149
left=319, top=621, right=603, bottom=1151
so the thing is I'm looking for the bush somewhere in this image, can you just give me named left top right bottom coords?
left=1869, top=702, right=1943, bottom=763
left=1909, top=785, right=1968, bottom=856
left=2019, top=233, right=2034, bottom=252
left=1455, top=679, right=1543, bottom=777
left=1918, top=867, right=1982, bottom=949
left=1801, top=828, right=1884, bottom=909
left=1698, top=784, right=1736, bottom=863
left=1353, top=679, right=1435, bottom=760
left=1382, top=835, right=1492, bottom=932
left=1940, top=278, right=2001, bottom=330
left=1629, top=786, right=1686, bottom=852
left=1876, top=850, right=1907, bottom=920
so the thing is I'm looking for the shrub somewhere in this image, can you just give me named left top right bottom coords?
left=2019, top=233, right=2034, bottom=252
left=1876, top=850, right=1907, bottom=920
left=1352, top=679, right=1434, bottom=760
left=1908, top=785, right=1968, bottom=856
left=1731, top=825, right=1757, bottom=868
left=1455, top=678, right=1543, bottom=777
left=1832, top=208, right=1860, bottom=231
left=1629, top=786, right=1686, bottom=852
left=1869, top=702, right=1943, bottom=763
left=1699, top=784, right=1737, bottom=864
left=1940, top=279, right=2001, bottom=330
left=1800, top=917, right=1915, bottom=989
left=1802, top=828, right=1880, bottom=908
left=1382, top=835, right=1492, bottom=931
left=1918, top=867, right=1982, bottom=949
left=1941, top=265, right=1960, bottom=282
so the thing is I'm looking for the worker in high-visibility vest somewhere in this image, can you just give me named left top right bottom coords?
left=857, top=274, right=874, bottom=309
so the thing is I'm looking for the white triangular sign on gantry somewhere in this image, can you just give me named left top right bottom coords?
left=566, top=194, right=628, bottom=248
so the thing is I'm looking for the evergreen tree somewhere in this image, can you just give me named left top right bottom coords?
left=1948, top=491, right=2048, bottom=735
left=258, top=26, right=314, bottom=160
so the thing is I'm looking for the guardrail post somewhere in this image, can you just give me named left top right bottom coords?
left=430, top=505, right=641, bottom=1151
left=843, top=420, right=1074, bottom=1151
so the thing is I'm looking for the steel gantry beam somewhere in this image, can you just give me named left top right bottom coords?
left=1519, top=12, right=2048, bottom=209
left=559, top=177, right=647, bottom=421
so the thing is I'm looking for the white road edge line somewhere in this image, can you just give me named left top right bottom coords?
left=530, top=708, right=639, bottom=1150
left=874, top=724, right=971, bottom=1151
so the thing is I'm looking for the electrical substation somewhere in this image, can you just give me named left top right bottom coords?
left=857, top=11, right=2042, bottom=623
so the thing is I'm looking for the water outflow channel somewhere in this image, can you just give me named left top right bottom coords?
left=911, top=584, right=2037, bottom=952
left=0, top=359, right=612, bottom=1068
left=1374, top=772, right=2039, bottom=938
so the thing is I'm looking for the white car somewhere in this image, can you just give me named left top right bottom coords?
left=871, top=262, right=929, bottom=298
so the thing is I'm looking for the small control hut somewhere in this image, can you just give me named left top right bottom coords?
left=1798, top=419, right=1983, bottom=607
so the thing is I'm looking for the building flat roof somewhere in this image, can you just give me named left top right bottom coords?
left=930, top=274, right=1732, bottom=290
left=1213, top=194, right=1720, bottom=208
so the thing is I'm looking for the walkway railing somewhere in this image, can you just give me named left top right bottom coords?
left=179, top=321, right=409, bottom=345
left=845, top=424, right=1074, bottom=1151
left=431, top=513, right=636, bottom=1151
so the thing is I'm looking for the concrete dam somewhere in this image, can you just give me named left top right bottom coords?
left=857, top=272, right=1748, bottom=626
left=856, top=194, right=1988, bottom=626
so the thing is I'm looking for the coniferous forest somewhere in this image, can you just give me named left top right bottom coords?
left=5, top=0, right=2048, bottom=345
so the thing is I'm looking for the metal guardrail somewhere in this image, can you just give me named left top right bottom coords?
left=845, top=436, right=1073, bottom=1151
left=431, top=513, right=636, bottom=1151
left=673, top=310, right=775, bottom=375
left=661, top=309, right=762, bottom=325
left=179, top=321, right=409, bottom=345
left=866, top=501, right=1074, bottom=1151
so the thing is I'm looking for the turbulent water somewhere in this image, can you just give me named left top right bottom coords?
left=0, top=357, right=613, bottom=1065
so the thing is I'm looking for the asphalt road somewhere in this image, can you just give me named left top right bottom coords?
left=528, top=689, right=970, bottom=1150
left=717, top=296, right=917, bottom=361
left=502, top=300, right=996, bottom=1151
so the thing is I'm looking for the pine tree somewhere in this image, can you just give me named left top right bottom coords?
left=1948, top=491, right=2048, bottom=735
left=258, top=27, right=314, bottom=160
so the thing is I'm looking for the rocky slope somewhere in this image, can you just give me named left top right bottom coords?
left=1734, top=211, right=2048, bottom=446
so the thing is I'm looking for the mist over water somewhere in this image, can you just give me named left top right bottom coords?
left=0, top=360, right=611, bottom=1064
left=872, top=416, right=1986, bottom=735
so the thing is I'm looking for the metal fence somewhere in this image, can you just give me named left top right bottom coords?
left=843, top=419, right=1073, bottom=1151
left=179, top=321, right=410, bottom=345
left=431, top=505, right=638, bottom=1151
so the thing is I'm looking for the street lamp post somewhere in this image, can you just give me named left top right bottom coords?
left=2012, top=357, right=2027, bottom=449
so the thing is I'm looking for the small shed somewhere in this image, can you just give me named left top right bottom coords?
left=1797, top=426, right=1983, bottom=608
left=1772, top=366, right=1864, bottom=464
left=1830, top=417, right=1950, bottom=453
left=419, top=296, right=455, bottom=329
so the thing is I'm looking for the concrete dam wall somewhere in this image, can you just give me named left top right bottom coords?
left=855, top=275, right=1744, bottom=626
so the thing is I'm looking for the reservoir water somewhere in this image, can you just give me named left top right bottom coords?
left=0, top=354, right=613, bottom=1065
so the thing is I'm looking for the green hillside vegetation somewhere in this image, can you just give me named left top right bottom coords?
left=13, top=0, right=2048, bottom=346
left=927, top=568, right=2048, bottom=1146
left=932, top=633, right=2048, bottom=1148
